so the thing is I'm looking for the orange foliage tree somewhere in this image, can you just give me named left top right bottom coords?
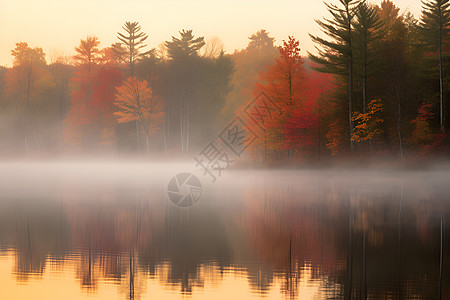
left=252, top=37, right=306, bottom=160
left=326, top=121, right=346, bottom=156
left=351, top=99, right=384, bottom=146
left=114, top=77, right=164, bottom=152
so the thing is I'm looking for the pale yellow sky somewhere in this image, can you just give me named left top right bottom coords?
left=0, top=0, right=421, bottom=67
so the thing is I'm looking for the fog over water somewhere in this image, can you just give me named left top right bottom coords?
left=0, top=160, right=449, bottom=299
left=1, top=0, right=450, bottom=298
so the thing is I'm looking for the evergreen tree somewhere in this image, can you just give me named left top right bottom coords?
left=419, top=0, right=450, bottom=133
left=73, top=36, right=101, bottom=101
left=113, top=21, right=151, bottom=150
left=165, top=29, right=205, bottom=61
left=309, top=0, right=363, bottom=152
left=247, top=29, right=275, bottom=51
left=164, top=30, right=205, bottom=152
left=73, top=36, right=101, bottom=76
left=373, top=0, right=412, bottom=159
left=221, top=29, right=278, bottom=120
left=114, top=21, right=150, bottom=77
left=354, top=2, right=384, bottom=113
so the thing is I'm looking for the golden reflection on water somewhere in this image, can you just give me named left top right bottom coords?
left=0, top=251, right=331, bottom=299
left=0, top=168, right=448, bottom=299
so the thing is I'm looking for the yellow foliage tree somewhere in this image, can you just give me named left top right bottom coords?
left=351, top=99, right=384, bottom=144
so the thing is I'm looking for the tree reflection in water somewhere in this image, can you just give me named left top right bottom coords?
left=0, top=170, right=448, bottom=299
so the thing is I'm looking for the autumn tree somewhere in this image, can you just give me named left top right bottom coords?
left=303, top=66, right=337, bottom=158
left=90, top=62, right=124, bottom=147
left=65, top=40, right=123, bottom=151
left=351, top=99, right=384, bottom=149
left=407, top=103, right=448, bottom=155
left=260, top=36, right=304, bottom=109
left=74, top=36, right=101, bottom=78
left=255, top=37, right=308, bottom=159
left=72, top=36, right=101, bottom=102
left=6, top=43, right=50, bottom=153
left=309, top=0, right=363, bottom=152
left=10, top=42, right=46, bottom=109
left=221, top=29, right=278, bottom=120
left=65, top=37, right=101, bottom=149
left=419, top=0, right=450, bottom=133
left=114, top=77, right=164, bottom=152
left=326, top=121, right=346, bottom=156
left=112, top=22, right=153, bottom=149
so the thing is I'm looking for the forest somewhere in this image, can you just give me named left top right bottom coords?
left=1, top=0, right=449, bottom=163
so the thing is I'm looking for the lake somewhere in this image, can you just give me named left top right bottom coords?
left=0, top=160, right=449, bottom=299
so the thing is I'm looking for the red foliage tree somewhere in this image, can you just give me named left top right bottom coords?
left=409, top=103, right=447, bottom=155
left=65, top=40, right=124, bottom=150
left=250, top=37, right=335, bottom=160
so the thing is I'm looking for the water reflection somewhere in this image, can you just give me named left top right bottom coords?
left=0, top=166, right=448, bottom=299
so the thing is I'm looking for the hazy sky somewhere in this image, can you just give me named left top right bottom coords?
left=0, top=0, right=421, bottom=67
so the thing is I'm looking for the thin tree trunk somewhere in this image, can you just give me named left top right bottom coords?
left=362, top=230, right=366, bottom=300
left=346, top=194, right=354, bottom=300
left=363, top=42, right=367, bottom=114
left=25, top=65, right=32, bottom=155
left=395, top=82, right=404, bottom=161
left=439, top=28, right=445, bottom=133
left=24, top=130, right=29, bottom=154
left=129, top=252, right=135, bottom=300
left=59, top=87, right=64, bottom=148
left=349, top=58, right=354, bottom=153
left=26, top=64, right=32, bottom=109
left=163, top=123, right=168, bottom=153
left=319, top=86, right=323, bottom=160
left=347, top=4, right=354, bottom=153
left=180, top=100, right=184, bottom=153
left=145, top=130, right=150, bottom=153
left=186, top=100, right=190, bottom=152
left=264, top=129, right=267, bottom=162
left=37, top=128, right=43, bottom=154
left=397, top=183, right=404, bottom=299
left=439, top=216, right=444, bottom=300
left=136, top=120, right=141, bottom=151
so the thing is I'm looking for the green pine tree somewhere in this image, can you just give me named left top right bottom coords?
left=419, top=0, right=450, bottom=133
left=354, top=2, right=384, bottom=113
left=309, top=0, right=363, bottom=152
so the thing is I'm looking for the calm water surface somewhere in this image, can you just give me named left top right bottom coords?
left=0, top=161, right=449, bottom=299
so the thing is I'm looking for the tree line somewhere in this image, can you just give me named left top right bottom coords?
left=0, top=0, right=449, bottom=161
